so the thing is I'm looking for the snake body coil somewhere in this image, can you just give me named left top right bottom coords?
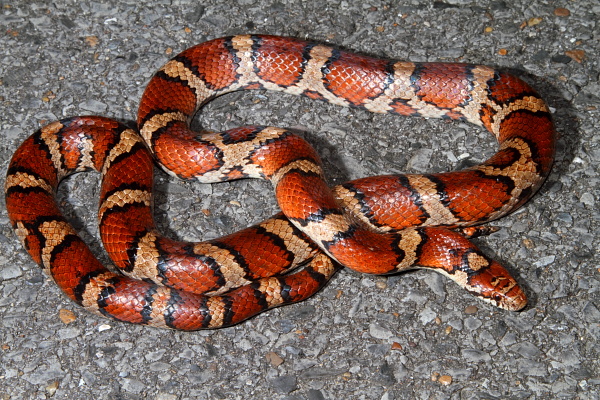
left=5, top=35, right=555, bottom=330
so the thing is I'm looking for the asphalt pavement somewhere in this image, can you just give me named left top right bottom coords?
left=0, top=1, right=598, bottom=399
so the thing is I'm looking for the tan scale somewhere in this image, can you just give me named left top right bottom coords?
left=466, top=252, right=490, bottom=272
left=206, top=297, right=228, bottom=328
left=160, top=60, right=213, bottom=108
left=490, top=276, right=520, bottom=297
left=300, top=213, right=354, bottom=245
left=457, top=65, right=497, bottom=128
left=257, top=218, right=320, bottom=266
left=128, top=231, right=161, bottom=280
left=270, top=158, right=323, bottom=187
left=473, top=137, right=538, bottom=221
left=98, top=189, right=152, bottom=219
left=229, top=35, right=266, bottom=89
left=38, top=220, right=78, bottom=273
left=101, top=130, right=145, bottom=176
left=406, top=175, right=461, bottom=227
left=331, top=185, right=394, bottom=233
left=144, top=286, right=174, bottom=328
left=5, top=171, right=54, bottom=194
left=79, top=271, right=118, bottom=311
left=192, top=242, right=254, bottom=295
left=362, top=61, right=417, bottom=114
left=489, top=96, right=549, bottom=136
left=14, top=221, right=31, bottom=249
left=77, top=134, right=97, bottom=171
left=392, top=229, right=422, bottom=270
left=139, top=111, right=187, bottom=145
left=229, top=35, right=304, bottom=95
left=255, top=277, right=286, bottom=308
left=40, top=123, right=70, bottom=178
left=198, top=126, right=288, bottom=182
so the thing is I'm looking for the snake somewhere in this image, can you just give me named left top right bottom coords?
left=5, top=35, right=556, bottom=330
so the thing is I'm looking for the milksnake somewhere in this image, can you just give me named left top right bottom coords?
left=5, top=35, right=555, bottom=330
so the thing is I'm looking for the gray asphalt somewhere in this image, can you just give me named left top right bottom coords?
left=0, top=1, right=598, bottom=399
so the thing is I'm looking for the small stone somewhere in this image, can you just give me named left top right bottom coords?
left=85, top=36, right=99, bottom=47
left=41, top=91, right=55, bottom=102
left=551, top=54, right=572, bottom=64
left=498, top=48, right=508, bottom=56
left=97, top=324, right=112, bottom=332
left=464, top=305, right=478, bottom=314
left=122, top=378, right=145, bottom=394
left=300, top=367, right=346, bottom=379
left=58, top=309, right=77, bottom=325
left=554, top=8, right=570, bottom=17
left=532, top=50, right=550, bottom=62
left=266, top=351, right=284, bottom=367
left=391, top=342, right=403, bottom=350
left=3, top=127, right=24, bottom=141
left=270, top=375, right=297, bottom=394
left=582, top=302, right=600, bottom=323
left=149, top=362, right=170, bottom=372
left=464, top=317, right=483, bottom=331
left=419, top=307, right=437, bottom=325
left=46, top=381, right=59, bottom=396
left=155, top=394, right=178, bottom=400
left=367, top=344, right=389, bottom=357
left=517, top=359, right=547, bottom=376
left=23, top=360, right=64, bottom=385
left=0, top=264, right=22, bottom=280
left=307, top=389, right=325, bottom=400
left=461, top=348, right=492, bottom=363
left=183, top=4, right=205, bottom=22
left=522, top=238, right=535, bottom=249
left=361, top=277, right=376, bottom=288
left=145, top=349, right=167, bottom=362
left=407, top=148, right=433, bottom=171
left=438, top=375, right=453, bottom=386
left=512, top=341, right=541, bottom=358
left=565, top=50, right=586, bottom=63
left=58, top=327, right=80, bottom=340
left=79, top=99, right=107, bottom=113
left=556, top=212, right=573, bottom=225
left=533, top=255, right=555, bottom=267
left=369, top=323, right=393, bottom=339
left=527, top=17, right=543, bottom=27
left=375, top=279, right=387, bottom=289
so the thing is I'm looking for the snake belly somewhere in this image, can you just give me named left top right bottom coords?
left=5, top=35, right=556, bottom=330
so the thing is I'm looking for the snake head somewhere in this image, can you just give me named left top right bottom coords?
left=467, top=260, right=528, bottom=311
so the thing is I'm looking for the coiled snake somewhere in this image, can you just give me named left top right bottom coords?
left=5, top=35, right=555, bottom=330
